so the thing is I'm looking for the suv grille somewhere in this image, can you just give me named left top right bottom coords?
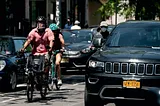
left=105, top=62, right=160, bottom=75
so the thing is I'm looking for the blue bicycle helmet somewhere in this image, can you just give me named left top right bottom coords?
left=49, top=23, right=58, bottom=31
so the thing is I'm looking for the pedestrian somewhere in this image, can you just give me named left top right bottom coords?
left=84, top=21, right=89, bottom=28
left=71, top=20, right=81, bottom=30
left=64, top=18, right=72, bottom=29
left=99, top=21, right=109, bottom=39
left=93, top=21, right=109, bottom=39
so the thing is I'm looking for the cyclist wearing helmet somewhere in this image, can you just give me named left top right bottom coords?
left=21, top=16, right=54, bottom=73
left=49, top=23, right=65, bottom=85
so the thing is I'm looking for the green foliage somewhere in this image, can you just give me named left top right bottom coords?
left=119, top=1, right=135, bottom=19
left=96, top=0, right=160, bottom=20
left=95, top=0, right=120, bottom=20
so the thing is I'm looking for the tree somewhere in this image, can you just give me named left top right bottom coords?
left=96, top=0, right=160, bottom=21
left=95, top=0, right=120, bottom=21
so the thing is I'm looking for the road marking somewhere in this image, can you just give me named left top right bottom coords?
left=16, top=84, right=27, bottom=87
left=0, top=97, right=19, bottom=103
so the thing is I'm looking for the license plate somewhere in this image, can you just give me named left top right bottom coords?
left=123, top=80, right=140, bottom=88
left=61, top=58, right=69, bottom=63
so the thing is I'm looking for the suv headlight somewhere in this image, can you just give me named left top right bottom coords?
left=81, top=48, right=91, bottom=53
left=0, top=60, right=6, bottom=71
left=89, top=60, right=104, bottom=68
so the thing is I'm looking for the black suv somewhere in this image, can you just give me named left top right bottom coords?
left=85, top=21, right=160, bottom=106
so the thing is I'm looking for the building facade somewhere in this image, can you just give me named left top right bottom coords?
left=0, top=0, right=128, bottom=36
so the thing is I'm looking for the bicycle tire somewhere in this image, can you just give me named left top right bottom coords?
left=48, top=64, right=55, bottom=91
left=55, top=79, right=61, bottom=90
left=27, top=75, right=34, bottom=102
left=40, top=74, right=47, bottom=99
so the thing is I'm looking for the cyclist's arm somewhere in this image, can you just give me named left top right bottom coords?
left=21, top=31, right=35, bottom=51
left=48, top=29, right=55, bottom=51
left=22, top=39, right=32, bottom=50
left=59, top=34, right=65, bottom=49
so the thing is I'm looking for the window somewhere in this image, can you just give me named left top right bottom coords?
left=0, top=38, right=13, bottom=55
left=107, top=27, right=160, bottom=47
left=13, top=39, right=32, bottom=52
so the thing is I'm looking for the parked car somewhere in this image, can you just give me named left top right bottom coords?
left=61, top=29, right=97, bottom=72
left=85, top=21, right=160, bottom=106
left=0, top=36, right=31, bottom=91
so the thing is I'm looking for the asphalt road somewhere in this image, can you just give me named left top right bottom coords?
left=0, top=71, right=144, bottom=106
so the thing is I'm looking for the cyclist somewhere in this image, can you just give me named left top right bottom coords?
left=20, top=16, right=54, bottom=74
left=49, top=23, right=65, bottom=86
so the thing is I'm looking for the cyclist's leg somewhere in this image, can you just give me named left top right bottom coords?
left=44, top=53, right=51, bottom=73
left=55, top=52, right=62, bottom=85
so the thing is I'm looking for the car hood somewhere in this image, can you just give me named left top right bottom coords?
left=65, top=42, right=91, bottom=51
left=0, top=54, right=7, bottom=59
left=92, top=47, right=160, bottom=62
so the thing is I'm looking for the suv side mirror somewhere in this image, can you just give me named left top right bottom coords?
left=92, top=38, right=102, bottom=48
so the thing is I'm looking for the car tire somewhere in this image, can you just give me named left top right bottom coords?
left=84, top=87, right=104, bottom=106
left=8, top=71, right=17, bottom=91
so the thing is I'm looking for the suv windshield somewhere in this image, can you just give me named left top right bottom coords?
left=107, top=25, right=160, bottom=47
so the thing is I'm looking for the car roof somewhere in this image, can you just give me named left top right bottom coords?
left=62, top=28, right=91, bottom=31
left=117, top=20, right=160, bottom=28
left=0, top=35, right=27, bottom=39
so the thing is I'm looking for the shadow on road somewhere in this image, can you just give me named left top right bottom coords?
left=62, top=74, right=85, bottom=84
left=0, top=86, right=26, bottom=93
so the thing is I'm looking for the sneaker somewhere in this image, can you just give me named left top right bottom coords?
left=57, top=79, right=62, bottom=85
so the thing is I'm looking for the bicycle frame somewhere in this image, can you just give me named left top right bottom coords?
left=48, top=50, right=61, bottom=90
left=26, top=54, right=48, bottom=102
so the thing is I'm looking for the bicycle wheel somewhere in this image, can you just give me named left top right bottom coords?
left=48, top=63, right=55, bottom=91
left=55, top=73, right=61, bottom=90
left=40, top=74, right=47, bottom=99
left=27, top=75, right=34, bottom=102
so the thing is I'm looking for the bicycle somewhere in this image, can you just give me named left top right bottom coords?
left=26, top=54, right=48, bottom=102
left=48, top=49, right=63, bottom=91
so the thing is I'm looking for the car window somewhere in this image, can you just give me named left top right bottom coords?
left=62, top=30, right=92, bottom=43
left=0, top=38, right=14, bottom=55
left=107, top=25, right=115, bottom=33
left=62, top=31, right=74, bottom=43
left=13, top=39, right=32, bottom=52
left=107, top=26, right=160, bottom=47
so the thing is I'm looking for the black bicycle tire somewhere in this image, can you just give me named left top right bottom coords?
left=40, top=74, right=47, bottom=99
left=27, top=75, right=34, bottom=102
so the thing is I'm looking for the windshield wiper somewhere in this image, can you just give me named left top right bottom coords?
left=132, top=46, right=152, bottom=48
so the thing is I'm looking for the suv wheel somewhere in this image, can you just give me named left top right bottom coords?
left=84, top=87, right=104, bottom=106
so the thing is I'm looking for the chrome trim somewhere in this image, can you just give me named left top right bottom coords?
left=73, top=62, right=86, bottom=67
left=88, top=77, right=99, bottom=84
left=105, top=62, right=112, bottom=73
left=137, top=63, right=145, bottom=75
left=146, top=64, right=154, bottom=75
left=155, top=64, right=160, bottom=75
left=129, top=63, right=136, bottom=74
left=121, top=63, right=128, bottom=74
left=113, top=62, right=120, bottom=73
left=100, top=97, right=145, bottom=101
left=99, top=86, right=145, bottom=100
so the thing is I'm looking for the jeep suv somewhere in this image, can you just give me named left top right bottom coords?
left=85, top=21, right=160, bottom=106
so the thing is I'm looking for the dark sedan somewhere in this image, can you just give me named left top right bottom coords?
left=61, top=29, right=96, bottom=72
left=85, top=21, right=160, bottom=106
left=0, top=36, right=31, bottom=91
